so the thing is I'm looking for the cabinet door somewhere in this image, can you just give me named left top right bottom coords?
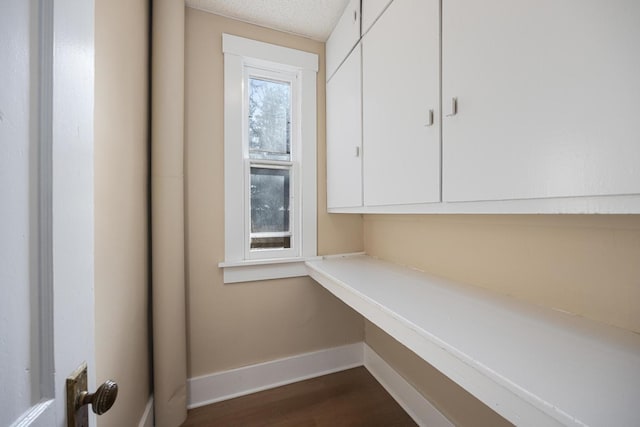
left=443, top=0, right=640, bottom=202
left=326, top=0, right=361, bottom=80
left=362, top=0, right=440, bottom=206
left=327, top=45, right=363, bottom=209
left=361, top=0, right=393, bottom=35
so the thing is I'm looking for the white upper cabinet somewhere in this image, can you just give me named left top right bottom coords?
left=442, top=0, right=640, bottom=203
left=361, top=0, right=393, bottom=35
left=326, top=45, right=363, bottom=209
left=362, top=0, right=440, bottom=206
left=325, top=0, right=640, bottom=213
left=326, top=0, right=361, bottom=81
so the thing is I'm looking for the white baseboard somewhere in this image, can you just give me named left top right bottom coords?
left=187, top=342, right=364, bottom=409
left=138, top=395, right=154, bottom=427
left=187, top=342, right=451, bottom=427
left=364, top=345, right=453, bottom=427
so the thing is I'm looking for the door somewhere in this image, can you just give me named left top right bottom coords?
left=442, top=0, right=640, bottom=202
left=326, top=44, right=363, bottom=209
left=362, top=0, right=440, bottom=206
left=326, top=0, right=361, bottom=80
left=1, top=0, right=96, bottom=426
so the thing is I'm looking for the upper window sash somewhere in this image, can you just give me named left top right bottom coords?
left=245, top=67, right=296, bottom=163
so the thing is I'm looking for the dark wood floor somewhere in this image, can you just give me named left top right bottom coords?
left=181, top=367, right=417, bottom=427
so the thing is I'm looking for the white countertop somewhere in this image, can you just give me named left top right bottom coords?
left=306, top=254, right=640, bottom=427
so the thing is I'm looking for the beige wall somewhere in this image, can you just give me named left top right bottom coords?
left=184, top=8, right=364, bottom=378
left=364, top=214, right=640, bottom=333
left=94, top=0, right=151, bottom=425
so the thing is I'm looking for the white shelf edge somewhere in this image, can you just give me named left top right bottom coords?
left=328, top=194, right=640, bottom=214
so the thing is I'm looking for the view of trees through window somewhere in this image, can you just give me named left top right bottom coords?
left=248, top=76, right=293, bottom=249
left=249, top=77, right=291, bottom=160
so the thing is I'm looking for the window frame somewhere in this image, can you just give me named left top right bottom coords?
left=244, top=66, right=297, bottom=260
left=221, top=34, right=318, bottom=283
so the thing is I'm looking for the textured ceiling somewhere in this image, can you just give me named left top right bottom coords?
left=186, top=0, right=350, bottom=41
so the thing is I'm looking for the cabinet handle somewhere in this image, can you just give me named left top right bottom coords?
left=355, top=146, right=360, bottom=157
left=445, top=97, right=458, bottom=117
left=353, top=10, right=358, bottom=23
left=425, top=109, right=434, bottom=127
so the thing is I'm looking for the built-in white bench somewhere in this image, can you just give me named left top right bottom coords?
left=306, top=254, right=640, bottom=427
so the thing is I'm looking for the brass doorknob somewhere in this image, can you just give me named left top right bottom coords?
left=79, top=380, right=118, bottom=415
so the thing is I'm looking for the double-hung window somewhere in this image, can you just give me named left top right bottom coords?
left=221, top=34, right=318, bottom=283
left=246, top=69, right=296, bottom=256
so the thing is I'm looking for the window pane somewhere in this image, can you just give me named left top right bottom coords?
left=249, top=78, right=291, bottom=161
left=250, top=167, right=291, bottom=249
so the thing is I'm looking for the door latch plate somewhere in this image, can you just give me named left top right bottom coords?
left=66, top=362, right=89, bottom=427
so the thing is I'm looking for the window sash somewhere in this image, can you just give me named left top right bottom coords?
left=244, top=160, right=299, bottom=260
left=248, top=75, right=292, bottom=162
left=248, top=162, right=293, bottom=251
left=244, top=66, right=299, bottom=161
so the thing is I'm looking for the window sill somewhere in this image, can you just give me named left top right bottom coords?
left=219, top=257, right=321, bottom=284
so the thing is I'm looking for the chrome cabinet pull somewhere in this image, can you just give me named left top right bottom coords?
left=445, top=97, right=458, bottom=117
left=425, top=109, right=434, bottom=127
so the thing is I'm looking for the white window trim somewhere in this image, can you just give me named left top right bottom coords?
left=221, top=34, right=318, bottom=283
